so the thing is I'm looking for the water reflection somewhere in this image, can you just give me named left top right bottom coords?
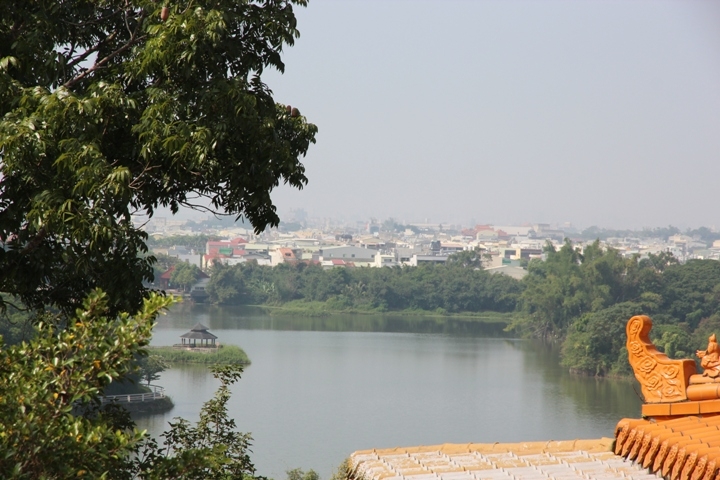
left=514, top=339, right=643, bottom=424
left=156, top=304, right=511, bottom=336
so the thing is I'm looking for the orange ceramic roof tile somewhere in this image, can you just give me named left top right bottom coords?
left=615, top=416, right=720, bottom=480
left=685, top=447, right=720, bottom=480
left=673, top=441, right=720, bottom=480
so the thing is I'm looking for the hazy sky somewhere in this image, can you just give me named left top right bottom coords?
left=257, top=1, right=720, bottom=230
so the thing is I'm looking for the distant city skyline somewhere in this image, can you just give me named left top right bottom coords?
left=264, top=0, right=720, bottom=230
left=164, top=207, right=719, bottom=235
left=168, top=1, right=720, bottom=231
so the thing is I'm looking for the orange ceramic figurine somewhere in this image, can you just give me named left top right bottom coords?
left=697, top=333, right=720, bottom=377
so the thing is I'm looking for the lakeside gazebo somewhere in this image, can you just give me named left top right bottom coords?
left=180, top=323, right=218, bottom=348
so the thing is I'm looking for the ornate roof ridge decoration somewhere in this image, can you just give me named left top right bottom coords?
left=626, top=315, right=696, bottom=403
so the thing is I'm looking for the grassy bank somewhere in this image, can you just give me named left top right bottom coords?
left=148, top=344, right=250, bottom=365
left=255, top=300, right=517, bottom=322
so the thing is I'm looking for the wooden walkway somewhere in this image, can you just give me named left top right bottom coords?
left=101, top=384, right=165, bottom=404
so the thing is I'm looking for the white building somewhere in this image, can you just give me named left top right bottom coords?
left=318, top=246, right=377, bottom=264
left=374, top=252, right=398, bottom=268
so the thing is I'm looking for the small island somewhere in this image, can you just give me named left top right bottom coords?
left=149, top=324, right=251, bottom=365
left=149, top=344, right=250, bottom=365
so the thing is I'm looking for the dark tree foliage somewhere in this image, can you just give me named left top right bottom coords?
left=515, top=239, right=720, bottom=376
left=578, top=225, right=682, bottom=241
left=0, top=0, right=317, bottom=316
left=170, top=262, right=201, bottom=292
left=207, top=262, right=523, bottom=313
left=659, top=260, right=720, bottom=329
left=0, top=293, right=262, bottom=478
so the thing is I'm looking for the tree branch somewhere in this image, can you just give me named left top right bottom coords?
left=178, top=199, right=229, bottom=217
left=128, top=163, right=162, bottom=189
left=64, top=10, right=146, bottom=89
left=66, top=32, right=117, bottom=70
left=20, top=226, right=47, bottom=255
left=64, top=34, right=146, bottom=89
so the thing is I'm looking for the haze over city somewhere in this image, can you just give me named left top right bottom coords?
left=252, top=0, right=720, bottom=230
left=5, top=1, right=720, bottom=478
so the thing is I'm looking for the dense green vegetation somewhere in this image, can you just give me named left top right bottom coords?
left=0, top=0, right=316, bottom=476
left=0, top=0, right=316, bottom=317
left=171, top=262, right=203, bottom=292
left=517, top=241, right=720, bottom=376
left=207, top=261, right=522, bottom=314
left=0, top=301, right=35, bottom=345
left=150, top=345, right=251, bottom=365
left=205, top=240, right=720, bottom=378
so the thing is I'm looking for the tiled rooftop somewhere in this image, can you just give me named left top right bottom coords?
left=615, top=415, right=720, bottom=480
left=348, top=439, right=662, bottom=480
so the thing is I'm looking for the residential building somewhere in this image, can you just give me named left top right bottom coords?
left=408, top=254, right=449, bottom=266
left=373, top=252, right=398, bottom=268
left=319, top=246, right=377, bottom=264
left=270, top=247, right=301, bottom=266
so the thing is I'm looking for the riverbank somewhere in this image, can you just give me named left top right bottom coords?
left=148, top=344, right=250, bottom=365
left=254, top=300, right=517, bottom=322
left=104, top=383, right=175, bottom=415
left=123, top=396, right=174, bottom=415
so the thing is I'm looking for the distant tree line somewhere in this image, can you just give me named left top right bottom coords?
left=147, top=234, right=216, bottom=252
left=578, top=225, right=720, bottom=246
left=206, top=260, right=522, bottom=314
left=204, top=240, right=720, bottom=378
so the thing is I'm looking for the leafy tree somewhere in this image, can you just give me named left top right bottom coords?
left=0, top=300, right=35, bottom=345
left=686, top=227, right=720, bottom=247
left=0, top=290, right=169, bottom=478
left=694, top=315, right=720, bottom=350
left=137, top=354, right=169, bottom=385
left=517, top=240, right=644, bottom=340
left=447, top=246, right=485, bottom=269
left=0, top=292, right=264, bottom=478
left=170, top=262, right=202, bottom=292
left=0, top=0, right=317, bottom=316
left=206, top=263, right=246, bottom=304
left=639, top=251, right=679, bottom=273
left=381, top=217, right=401, bottom=233
left=525, top=245, right=720, bottom=375
left=651, top=323, right=694, bottom=360
left=561, top=302, right=646, bottom=376
left=149, top=364, right=261, bottom=479
left=515, top=241, right=588, bottom=339
left=660, top=260, right=720, bottom=328
left=0, top=0, right=314, bottom=476
left=206, top=260, right=523, bottom=313
left=287, top=468, right=320, bottom=480
left=152, top=253, right=183, bottom=283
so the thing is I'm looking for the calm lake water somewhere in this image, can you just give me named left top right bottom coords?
left=136, top=304, right=642, bottom=480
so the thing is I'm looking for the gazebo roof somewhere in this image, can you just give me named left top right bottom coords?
left=180, top=323, right=218, bottom=340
